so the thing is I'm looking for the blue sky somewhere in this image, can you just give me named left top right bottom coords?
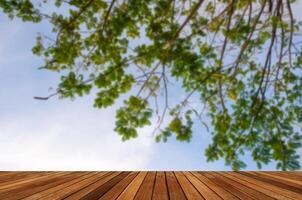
left=0, top=2, right=301, bottom=171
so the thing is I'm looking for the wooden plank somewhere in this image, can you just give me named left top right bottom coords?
left=79, top=172, right=129, bottom=200
left=40, top=172, right=110, bottom=200
left=62, top=172, right=120, bottom=200
left=134, top=172, right=156, bottom=200
left=184, top=172, right=222, bottom=200
left=192, top=172, right=238, bottom=200
left=202, top=172, right=255, bottom=199
left=0, top=172, right=59, bottom=190
left=152, top=172, right=169, bottom=200
left=0, top=172, right=53, bottom=183
left=276, top=171, right=302, bottom=178
left=23, top=172, right=95, bottom=199
left=0, top=172, right=81, bottom=200
left=222, top=172, right=289, bottom=200
left=0, top=172, right=75, bottom=199
left=230, top=172, right=300, bottom=199
left=0, top=172, right=15, bottom=177
left=0, top=171, right=300, bottom=199
left=248, top=172, right=302, bottom=191
left=267, top=172, right=302, bottom=182
left=99, top=172, right=138, bottom=200
left=212, top=172, right=274, bottom=200
left=175, top=172, right=204, bottom=199
left=241, top=172, right=302, bottom=195
left=0, top=172, right=31, bottom=183
left=0, top=172, right=66, bottom=192
left=262, top=172, right=302, bottom=185
left=117, top=172, right=147, bottom=200
left=165, top=172, right=186, bottom=200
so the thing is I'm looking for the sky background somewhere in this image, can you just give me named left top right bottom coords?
left=0, top=1, right=302, bottom=171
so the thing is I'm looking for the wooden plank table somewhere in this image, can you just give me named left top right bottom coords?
left=0, top=172, right=301, bottom=199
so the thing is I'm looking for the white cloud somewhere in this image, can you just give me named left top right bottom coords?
left=0, top=105, right=155, bottom=170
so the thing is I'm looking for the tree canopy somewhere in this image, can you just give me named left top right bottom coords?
left=1, top=0, right=302, bottom=170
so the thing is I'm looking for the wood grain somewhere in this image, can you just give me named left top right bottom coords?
left=166, top=171, right=186, bottom=200
left=0, top=171, right=300, bottom=200
left=134, top=172, right=156, bottom=200
left=152, top=172, right=169, bottom=200
left=175, top=172, right=204, bottom=199
left=117, top=172, right=147, bottom=200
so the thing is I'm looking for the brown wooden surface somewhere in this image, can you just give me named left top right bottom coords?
left=0, top=172, right=301, bottom=199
